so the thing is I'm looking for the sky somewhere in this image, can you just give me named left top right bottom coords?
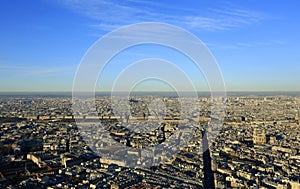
left=0, top=0, right=299, bottom=92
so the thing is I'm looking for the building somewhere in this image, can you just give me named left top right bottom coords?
left=253, top=128, right=266, bottom=144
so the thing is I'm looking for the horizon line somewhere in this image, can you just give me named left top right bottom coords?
left=1, top=90, right=300, bottom=93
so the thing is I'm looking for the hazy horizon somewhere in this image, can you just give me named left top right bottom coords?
left=1, top=91, right=300, bottom=97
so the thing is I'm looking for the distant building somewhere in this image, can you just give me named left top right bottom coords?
left=288, top=181, right=300, bottom=189
left=269, top=136, right=276, bottom=144
left=253, top=128, right=266, bottom=144
left=110, top=184, right=119, bottom=189
left=295, top=110, right=299, bottom=121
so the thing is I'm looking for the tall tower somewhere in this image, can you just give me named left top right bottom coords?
left=202, top=129, right=215, bottom=189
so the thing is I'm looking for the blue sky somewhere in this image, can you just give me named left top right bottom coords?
left=0, top=0, right=299, bottom=92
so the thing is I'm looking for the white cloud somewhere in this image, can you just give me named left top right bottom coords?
left=207, top=40, right=287, bottom=50
left=60, top=0, right=267, bottom=32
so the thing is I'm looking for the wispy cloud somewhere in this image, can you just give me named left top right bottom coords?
left=236, top=40, right=286, bottom=47
left=0, top=63, right=75, bottom=77
left=183, top=5, right=265, bottom=31
left=207, top=40, right=287, bottom=50
left=61, top=0, right=267, bottom=32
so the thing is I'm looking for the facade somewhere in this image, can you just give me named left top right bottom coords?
left=253, top=128, right=266, bottom=144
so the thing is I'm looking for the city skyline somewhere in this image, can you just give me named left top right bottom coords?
left=0, top=0, right=299, bottom=92
left=1, top=94, right=299, bottom=188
